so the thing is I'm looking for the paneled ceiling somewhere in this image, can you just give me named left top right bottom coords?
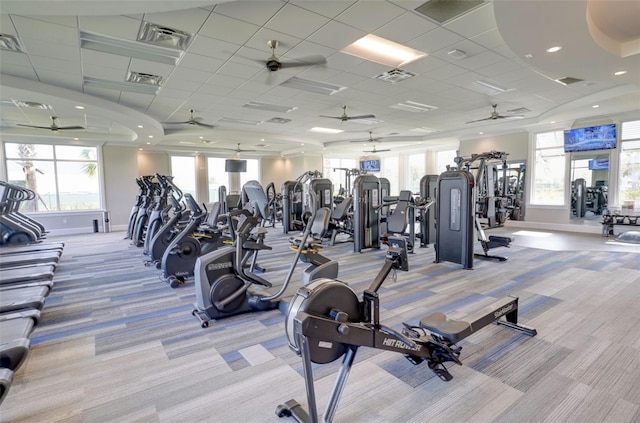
left=1, top=0, right=638, bottom=158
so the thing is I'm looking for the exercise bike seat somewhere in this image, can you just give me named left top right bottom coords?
left=419, top=312, right=472, bottom=344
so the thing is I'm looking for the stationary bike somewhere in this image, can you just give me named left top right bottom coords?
left=276, top=236, right=537, bottom=423
left=192, top=205, right=339, bottom=328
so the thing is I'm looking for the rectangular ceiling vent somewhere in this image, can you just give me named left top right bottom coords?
left=414, top=0, right=486, bottom=24
left=12, top=100, right=53, bottom=109
left=218, top=117, right=262, bottom=126
left=555, top=76, right=584, bottom=85
left=266, top=117, right=292, bottom=124
left=80, top=31, right=184, bottom=65
left=281, top=77, right=347, bottom=96
left=374, top=68, right=415, bottom=83
left=507, top=107, right=531, bottom=114
left=126, top=71, right=163, bottom=86
left=83, top=76, right=161, bottom=95
left=243, top=100, right=297, bottom=113
left=391, top=101, right=438, bottom=112
left=0, top=34, right=26, bottom=53
left=137, top=22, right=192, bottom=50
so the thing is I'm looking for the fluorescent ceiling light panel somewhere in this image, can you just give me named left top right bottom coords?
left=80, top=31, right=183, bottom=65
left=391, top=101, right=438, bottom=112
left=281, top=77, right=347, bottom=95
left=349, top=118, right=383, bottom=125
left=243, top=101, right=297, bottom=113
left=0, top=33, right=26, bottom=53
left=308, top=127, right=344, bottom=134
left=83, top=76, right=161, bottom=95
left=473, top=80, right=512, bottom=93
left=341, top=34, right=426, bottom=67
left=12, top=100, right=52, bottom=109
left=218, top=117, right=262, bottom=125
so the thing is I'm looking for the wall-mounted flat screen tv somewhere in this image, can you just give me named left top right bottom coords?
left=588, top=158, right=609, bottom=170
left=360, top=159, right=380, bottom=172
left=225, top=159, right=247, bottom=172
left=563, top=123, right=617, bottom=153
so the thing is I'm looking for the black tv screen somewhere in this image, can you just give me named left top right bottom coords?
left=225, top=159, right=247, bottom=172
left=588, top=158, right=609, bottom=170
left=564, top=124, right=617, bottom=153
left=360, top=159, right=380, bottom=172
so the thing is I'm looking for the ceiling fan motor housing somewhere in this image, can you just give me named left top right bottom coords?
left=266, top=59, right=282, bottom=71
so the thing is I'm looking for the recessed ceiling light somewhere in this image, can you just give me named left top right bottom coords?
left=479, top=131, right=484, bottom=135
left=74, top=105, right=85, bottom=110
left=261, top=139, right=265, bottom=141
left=73, top=137, right=79, bottom=140
left=137, top=125, right=143, bottom=128
left=550, top=121, right=556, bottom=124
left=546, top=46, right=562, bottom=53
left=592, top=104, right=599, bottom=108
left=524, top=53, right=534, bottom=59
left=614, top=70, right=627, bottom=76
left=199, top=136, right=204, bottom=139
left=146, top=142, right=150, bottom=145
left=148, top=135, right=153, bottom=138
left=341, top=34, right=426, bottom=67
left=308, top=127, right=344, bottom=134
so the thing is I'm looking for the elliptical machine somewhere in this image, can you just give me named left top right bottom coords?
left=192, top=190, right=339, bottom=328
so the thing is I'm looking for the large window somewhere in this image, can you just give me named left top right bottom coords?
left=436, top=150, right=458, bottom=173
left=379, top=156, right=399, bottom=195
left=170, top=156, right=196, bottom=198
left=240, top=159, right=260, bottom=188
left=207, top=157, right=227, bottom=202
left=4, top=143, right=100, bottom=211
left=407, top=153, right=425, bottom=194
left=531, top=131, right=565, bottom=205
left=324, top=158, right=357, bottom=196
left=619, top=120, right=640, bottom=208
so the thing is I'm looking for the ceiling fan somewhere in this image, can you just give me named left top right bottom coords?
left=466, top=104, right=524, bottom=124
left=215, top=143, right=257, bottom=153
left=17, top=116, right=85, bottom=132
left=363, top=144, right=390, bottom=153
left=350, top=131, right=383, bottom=144
left=162, top=109, right=215, bottom=128
left=320, top=105, right=376, bottom=122
left=262, top=40, right=327, bottom=72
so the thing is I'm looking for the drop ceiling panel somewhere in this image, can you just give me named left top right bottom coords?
left=80, top=49, right=131, bottom=70
left=168, top=66, right=215, bottom=86
left=188, top=35, right=241, bottom=59
left=265, top=4, right=330, bottom=39
left=216, top=61, right=263, bottom=80
left=118, top=92, right=155, bottom=109
left=0, top=63, right=38, bottom=80
left=29, top=54, right=79, bottom=74
left=12, top=17, right=79, bottom=47
left=78, top=15, right=141, bottom=40
left=161, top=77, right=203, bottom=93
left=18, top=40, right=80, bottom=63
left=307, top=20, right=366, bottom=50
left=470, top=28, right=507, bottom=50
left=456, top=50, right=509, bottom=71
left=374, top=11, right=439, bottom=43
left=245, top=28, right=303, bottom=53
left=335, top=1, right=406, bottom=32
left=427, top=63, right=468, bottom=81
left=444, top=3, right=496, bottom=38
left=212, top=1, right=285, bottom=27
left=0, top=51, right=32, bottom=67
left=200, top=12, right=261, bottom=45
left=407, top=27, right=465, bottom=54
left=290, top=0, right=356, bottom=19
left=325, top=52, right=367, bottom=72
left=1, top=14, right=18, bottom=34
left=82, top=63, right=127, bottom=81
left=129, top=59, right=175, bottom=79
left=178, top=52, right=225, bottom=73
left=476, top=60, right=523, bottom=78
left=402, top=55, right=448, bottom=74
left=82, top=86, right=122, bottom=102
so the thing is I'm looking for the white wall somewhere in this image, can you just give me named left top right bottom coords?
left=459, top=132, right=528, bottom=161
left=103, top=145, right=138, bottom=230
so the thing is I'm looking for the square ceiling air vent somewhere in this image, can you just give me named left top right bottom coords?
left=374, top=68, right=416, bottom=83
left=415, top=0, right=486, bottom=24
left=126, top=71, right=163, bottom=86
left=266, top=117, right=292, bottom=124
left=0, top=33, right=26, bottom=53
left=137, top=22, right=192, bottom=50
left=12, top=100, right=53, bottom=109
left=555, top=77, right=584, bottom=85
